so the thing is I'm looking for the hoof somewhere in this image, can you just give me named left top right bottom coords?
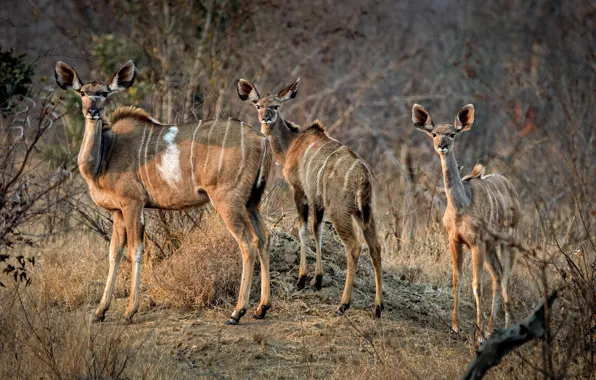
left=296, top=276, right=307, bottom=290
left=449, top=328, right=460, bottom=340
left=253, top=304, right=271, bottom=320
left=373, top=303, right=384, bottom=319
left=312, top=275, right=323, bottom=291
left=336, top=303, right=350, bottom=317
left=225, top=308, right=245, bottom=325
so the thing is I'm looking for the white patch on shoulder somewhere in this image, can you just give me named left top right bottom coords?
left=157, top=126, right=182, bottom=185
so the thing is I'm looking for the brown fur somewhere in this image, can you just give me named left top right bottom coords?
left=56, top=61, right=273, bottom=325
left=413, top=104, right=520, bottom=336
left=238, top=78, right=383, bottom=317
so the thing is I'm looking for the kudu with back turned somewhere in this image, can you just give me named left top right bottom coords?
left=55, top=60, right=273, bottom=325
left=412, top=104, right=520, bottom=336
left=238, top=78, right=383, bottom=317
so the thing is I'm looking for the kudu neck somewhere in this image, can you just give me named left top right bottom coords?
left=267, top=117, right=299, bottom=166
left=440, top=149, right=471, bottom=211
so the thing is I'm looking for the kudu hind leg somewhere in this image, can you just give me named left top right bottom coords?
left=215, top=202, right=257, bottom=325
left=361, top=218, right=383, bottom=318
left=484, top=246, right=503, bottom=333
left=94, top=211, right=127, bottom=322
left=501, top=242, right=516, bottom=326
left=123, top=205, right=145, bottom=323
left=294, top=189, right=309, bottom=289
left=311, top=207, right=325, bottom=290
left=335, top=218, right=361, bottom=316
left=248, top=208, right=271, bottom=319
left=471, top=244, right=486, bottom=336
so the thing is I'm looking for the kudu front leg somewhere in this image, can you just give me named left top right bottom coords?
left=471, top=244, right=485, bottom=338
left=123, top=205, right=145, bottom=323
left=449, top=239, right=463, bottom=334
left=248, top=209, right=271, bottom=319
left=94, top=211, right=127, bottom=322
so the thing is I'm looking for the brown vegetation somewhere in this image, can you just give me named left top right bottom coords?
left=0, top=0, right=594, bottom=378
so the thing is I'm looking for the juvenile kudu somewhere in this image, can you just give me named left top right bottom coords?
left=238, top=78, right=383, bottom=317
left=412, top=104, right=520, bottom=335
left=55, top=61, right=273, bottom=325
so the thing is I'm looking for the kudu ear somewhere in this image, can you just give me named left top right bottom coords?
left=455, top=104, right=475, bottom=132
left=237, top=79, right=260, bottom=103
left=107, top=60, right=136, bottom=92
left=55, top=61, right=83, bottom=91
left=278, top=77, right=300, bottom=103
left=412, top=104, right=434, bottom=133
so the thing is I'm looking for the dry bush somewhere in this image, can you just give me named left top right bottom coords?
left=145, top=211, right=242, bottom=308
left=0, top=286, right=186, bottom=379
left=30, top=232, right=114, bottom=309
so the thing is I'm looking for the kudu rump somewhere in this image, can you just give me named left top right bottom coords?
left=412, top=104, right=520, bottom=335
left=55, top=61, right=273, bottom=325
left=238, top=78, right=384, bottom=317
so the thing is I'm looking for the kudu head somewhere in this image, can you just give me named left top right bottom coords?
left=237, top=78, right=300, bottom=135
left=55, top=61, right=135, bottom=120
left=412, top=104, right=475, bottom=156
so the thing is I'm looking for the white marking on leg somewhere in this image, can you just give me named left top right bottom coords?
left=299, top=221, right=308, bottom=247
left=316, top=147, right=344, bottom=198
left=157, top=126, right=182, bottom=185
left=343, top=159, right=360, bottom=192
left=190, top=120, right=203, bottom=189
left=217, top=118, right=232, bottom=182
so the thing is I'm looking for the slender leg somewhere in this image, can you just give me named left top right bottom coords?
left=471, top=243, right=486, bottom=335
left=211, top=198, right=257, bottom=325
left=248, top=208, right=271, bottom=319
left=123, top=204, right=145, bottom=323
left=501, top=242, right=516, bottom=327
left=361, top=218, right=383, bottom=318
left=484, top=245, right=503, bottom=333
left=94, top=211, right=127, bottom=322
left=449, top=238, right=464, bottom=333
left=337, top=238, right=361, bottom=316
left=293, top=188, right=309, bottom=289
left=311, top=207, right=325, bottom=290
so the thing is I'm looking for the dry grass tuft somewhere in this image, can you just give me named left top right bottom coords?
left=145, top=212, right=242, bottom=308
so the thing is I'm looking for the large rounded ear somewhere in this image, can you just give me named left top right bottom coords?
left=237, top=78, right=260, bottom=103
left=455, top=104, right=475, bottom=132
left=107, top=60, right=135, bottom=92
left=278, top=77, right=300, bottom=102
left=55, top=61, right=83, bottom=91
left=412, top=104, right=434, bottom=133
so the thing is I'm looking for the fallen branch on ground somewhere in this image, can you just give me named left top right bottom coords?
left=463, top=290, right=559, bottom=380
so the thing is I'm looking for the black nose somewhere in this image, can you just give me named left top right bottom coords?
left=87, top=109, right=101, bottom=117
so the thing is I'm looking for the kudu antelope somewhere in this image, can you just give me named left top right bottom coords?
left=238, top=78, right=383, bottom=317
left=55, top=61, right=273, bottom=325
left=412, top=104, right=520, bottom=335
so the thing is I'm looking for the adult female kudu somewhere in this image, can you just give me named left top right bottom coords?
left=412, top=104, right=520, bottom=335
left=55, top=61, right=272, bottom=325
left=238, top=78, right=383, bottom=317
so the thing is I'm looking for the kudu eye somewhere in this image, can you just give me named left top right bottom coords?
left=431, top=133, right=437, bottom=138
left=273, top=105, right=279, bottom=110
left=255, top=105, right=261, bottom=110
left=101, top=92, right=109, bottom=97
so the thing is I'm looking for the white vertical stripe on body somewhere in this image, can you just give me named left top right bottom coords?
left=143, top=126, right=155, bottom=196
left=305, top=141, right=333, bottom=194
left=316, top=147, right=344, bottom=198
left=343, top=159, right=360, bottom=193
left=256, top=139, right=268, bottom=188
left=203, top=120, right=216, bottom=178
left=235, top=121, right=246, bottom=183
left=157, top=126, right=182, bottom=186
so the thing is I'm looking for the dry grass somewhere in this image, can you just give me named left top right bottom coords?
left=144, top=212, right=242, bottom=308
